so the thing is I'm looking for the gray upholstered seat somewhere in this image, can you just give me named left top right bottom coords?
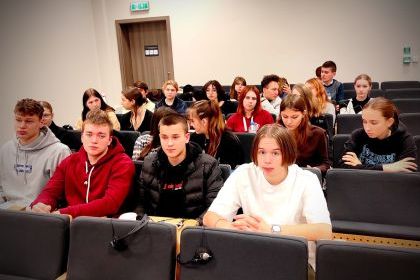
left=179, top=227, right=308, bottom=280
left=0, top=210, right=70, bottom=280
left=66, top=216, right=176, bottom=280
left=316, top=240, right=420, bottom=280
left=326, top=169, right=420, bottom=240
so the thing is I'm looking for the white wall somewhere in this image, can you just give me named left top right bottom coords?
left=0, top=0, right=101, bottom=146
left=1, top=0, right=419, bottom=146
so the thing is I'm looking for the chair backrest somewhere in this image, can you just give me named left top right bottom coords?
left=332, top=134, right=350, bottom=168
left=343, top=82, right=379, bottom=90
left=393, top=98, right=420, bottom=113
left=119, top=160, right=143, bottom=213
left=336, top=114, right=362, bottom=134
left=113, top=130, right=141, bottom=157
left=399, top=113, right=420, bottom=136
left=67, top=217, right=176, bottom=280
left=234, top=132, right=256, bottom=163
left=0, top=210, right=69, bottom=280
left=218, top=163, right=232, bottom=182
left=179, top=227, right=308, bottom=280
left=303, top=167, right=322, bottom=184
left=64, top=129, right=83, bottom=152
left=385, top=88, right=420, bottom=99
left=326, top=169, right=420, bottom=240
left=381, top=80, right=420, bottom=90
left=316, top=240, right=420, bottom=280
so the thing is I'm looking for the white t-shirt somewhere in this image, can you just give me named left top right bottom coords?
left=208, top=163, right=331, bottom=268
left=209, top=163, right=330, bottom=225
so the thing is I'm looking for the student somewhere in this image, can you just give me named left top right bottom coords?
left=119, top=86, right=153, bottom=132
left=229, top=76, right=246, bottom=100
left=29, top=110, right=134, bottom=217
left=0, top=99, right=70, bottom=209
left=133, top=80, right=156, bottom=112
left=279, top=94, right=331, bottom=174
left=339, top=74, right=373, bottom=114
left=188, top=100, right=244, bottom=168
left=260, top=74, right=281, bottom=117
left=204, top=80, right=237, bottom=115
left=292, top=83, right=334, bottom=143
left=315, top=66, right=322, bottom=80
left=278, top=77, right=291, bottom=99
left=132, top=107, right=177, bottom=161
left=75, top=88, right=120, bottom=131
left=156, top=80, right=187, bottom=115
left=136, top=113, right=224, bottom=223
left=320, top=60, right=344, bottom=103
left=40, top=101, right=82, bottom=151
left=339, top=97, right=417, bottom=172
left=178, top=84, right=194, bottom=101
left=305, top=78, right=336, bottom=123
left=203, top=124, right=332, bottom=270
left=226, top=85, right=274, bottom=133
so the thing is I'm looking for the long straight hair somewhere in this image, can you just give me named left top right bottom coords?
left=278, top=94, right=310, bottom=147
left=305, top=78, right=330, bottom=116
left=188, top=100, right=225, bottom=156
left=81, top=88, right=114, bottom=121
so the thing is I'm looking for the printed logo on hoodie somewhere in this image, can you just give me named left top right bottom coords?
left=360, top=145, right=396, bottom=165
left=14, top=163, right=33, bottom=174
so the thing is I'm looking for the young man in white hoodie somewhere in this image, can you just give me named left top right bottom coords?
left=0, top=99, right=70, bottom=210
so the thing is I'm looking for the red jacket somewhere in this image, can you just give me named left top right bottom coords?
left=226, top=109, right=274, bottom=133
left=31, top=137, right=134, bottom=218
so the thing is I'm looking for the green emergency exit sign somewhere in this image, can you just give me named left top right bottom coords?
left=131, top=1, right=149, bottom=11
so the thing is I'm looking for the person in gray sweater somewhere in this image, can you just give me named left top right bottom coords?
left=0, top=99, right=70, bottom=209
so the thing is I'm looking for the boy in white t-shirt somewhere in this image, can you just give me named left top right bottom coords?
left=203, top=124, right=332, bottom=271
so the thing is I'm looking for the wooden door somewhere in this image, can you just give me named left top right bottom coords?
left=116, top=16, right=174, bottom=90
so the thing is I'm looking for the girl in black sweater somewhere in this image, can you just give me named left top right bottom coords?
left=188, top=100, right=244, bottom=169
left=120, top=86, right=153, bottom=132
left=340, top=97, right=417, bottom=172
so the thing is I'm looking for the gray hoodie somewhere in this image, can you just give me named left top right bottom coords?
left=0, top=127, right=71, bottom=209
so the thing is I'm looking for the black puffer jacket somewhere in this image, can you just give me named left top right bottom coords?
left=136, top=142, right=224, bottom=223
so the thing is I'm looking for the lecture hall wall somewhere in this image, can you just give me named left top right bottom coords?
left=0, top=0, right=419, bottom=146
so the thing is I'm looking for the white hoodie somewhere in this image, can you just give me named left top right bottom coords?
left=0, top=127, right=71, bottom=209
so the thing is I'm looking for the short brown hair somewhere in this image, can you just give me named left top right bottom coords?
left=82, top=109, right=113, bottom=134
left=158, top=112, right=188, bottom=133
left=251, top=124, right=297, bottom=167
left=14, top=99, right=44, bottom=119
left=321, top=60, right=337, bottom=72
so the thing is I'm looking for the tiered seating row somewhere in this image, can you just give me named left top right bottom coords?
left=1, top=208, right=419, bottom=279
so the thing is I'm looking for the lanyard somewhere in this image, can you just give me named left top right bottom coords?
left=242, top=116, right=254, bottom=132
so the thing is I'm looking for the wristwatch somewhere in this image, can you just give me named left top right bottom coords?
left=271, top=224, right=282, bottom=233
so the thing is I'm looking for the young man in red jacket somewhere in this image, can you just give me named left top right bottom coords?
left=29, top=110, right=135, bottom=218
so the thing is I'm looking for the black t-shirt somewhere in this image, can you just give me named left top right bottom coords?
left=156, top=148, right=191, bottom=217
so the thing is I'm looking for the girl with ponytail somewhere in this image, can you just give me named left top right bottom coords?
left=188, top=100, right=244, bottom=168
left=120, top=86, right=153, bottom=132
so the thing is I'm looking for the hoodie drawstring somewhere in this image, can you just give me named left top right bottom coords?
left=85, top=161, right=95, bottom=203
